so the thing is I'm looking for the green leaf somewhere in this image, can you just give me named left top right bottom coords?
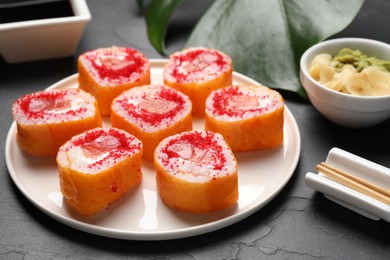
left=184, top=0, right=366, bottom=99
left=145, top=0, right=183, bottom=55
left=136, top=0, right=143, bottom=10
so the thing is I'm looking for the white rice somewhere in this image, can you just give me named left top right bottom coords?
left=164, top=47, right=232, bottom=84
left=12, top=88, right=98, bottom=125
left=56, top=127, right=142, bottom=174
left=111, top=85, right=192, bottom=132
left=155, top=130, right=237, bottom=183
left=79, top=46, right=149, bottom=86
left=205, top=85, right=284, bottom=121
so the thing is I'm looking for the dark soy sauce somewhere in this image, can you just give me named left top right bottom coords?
left=0, top=0, right=74, bottom=24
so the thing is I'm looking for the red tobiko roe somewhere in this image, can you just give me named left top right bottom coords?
left=85, top=47, right=147, bottom=81
left=116, top=87, right=186, bottom=126
left=71, top=128, right=141, bottom=168
left=211, top=86, right=280, bottom=117
left=170, top=49, right=228, bottom=83
left=17, top=90, right=86, bottom=120
left=161, top=131, right=226, bottom=170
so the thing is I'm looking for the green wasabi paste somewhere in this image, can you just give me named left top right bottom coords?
left=332, top=48, right=390, bottom=72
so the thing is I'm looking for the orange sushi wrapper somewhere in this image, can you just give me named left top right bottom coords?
left=78, top=46, right=151, bottom=116
left=154, top=130, right=238, bottom=214
left=111, top=84, right=192, bottom=162
left=12, top=88, right=102, bottom=156
left=164, top=47, right=233, bottom=117
left=56, top=127, right=143, bottom=216
left=205, top=85, right=284, bottom=151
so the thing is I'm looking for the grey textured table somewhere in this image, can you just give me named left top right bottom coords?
left=1, top=1, right=389, bottom=259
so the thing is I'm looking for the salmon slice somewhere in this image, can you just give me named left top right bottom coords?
left=56, top=127, right=143, bottom=216
left=78, top=46, right=151, bottom=116
left=164, top=47, right=233, bottom=117
left=205, top=85, right=284, bottom=151
left=111, top=84, right=192, bottom=162
left=12, top=88, right=102, bottom=156
left=154, top=130, right=238, bottom=214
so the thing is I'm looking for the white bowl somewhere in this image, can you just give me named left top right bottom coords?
left=300, top=38, right=390, bottom=128
left=0, top=0, right=90, bottom=63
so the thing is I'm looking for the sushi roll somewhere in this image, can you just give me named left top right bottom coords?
left=56, top=127, right=143, bottom=216
left=78, top=46, right=150, bottom=116
left=12, top=88, right=102, bottom=157
left=111, top=84, right=192, bottom=162
left=164, top=47, right=233, bottom=117
left=205, top=85, right=284, bottom=151
left=154, top=130, right=238, bottom=214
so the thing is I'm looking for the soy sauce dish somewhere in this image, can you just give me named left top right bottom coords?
left=0, top=0, right=90, bottom=63
left=300, top=38, right=390, bottom=128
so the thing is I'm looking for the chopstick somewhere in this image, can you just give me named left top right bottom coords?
left=316, top=162, right=390, bottom=206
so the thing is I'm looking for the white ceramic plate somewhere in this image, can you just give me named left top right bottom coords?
left=5, top=59, right=301, bottom=240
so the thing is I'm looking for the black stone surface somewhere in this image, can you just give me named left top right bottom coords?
left=1, top=0, right=389, bottom=259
